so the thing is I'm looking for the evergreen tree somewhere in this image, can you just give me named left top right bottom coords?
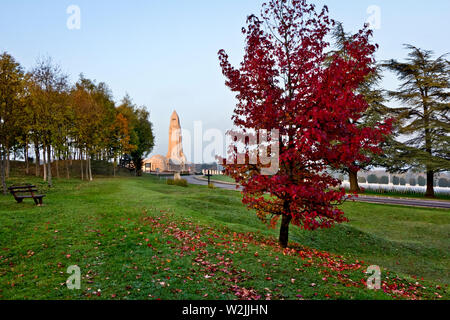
left=383, top=45, right=450, bottom=197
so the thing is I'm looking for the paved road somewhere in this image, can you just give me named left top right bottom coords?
left=185, top=175, right=450, bottom=210
left=351, top=195, right=450, bottom=209
left=185, top=175, right=238, bottom=190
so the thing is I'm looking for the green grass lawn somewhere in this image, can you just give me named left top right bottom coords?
left=206, top=175, right=236, bottom=183
left=0, top=176, right=448, bottom=300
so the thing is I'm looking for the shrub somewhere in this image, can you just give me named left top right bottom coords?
left=167, top=179, right=188, bottom=187
left=166, top=179, right=188, bottom=187
left=358, top=176, right=367, bottom=183
left=379, top=176, right=389, bottom=185
left=392, top=176, right=400, bottom=185
left=418, top=176, right=426, bottom=186
left=367, top=174, right=378, bottom=184
left=438, top=178, right=449, bottom=188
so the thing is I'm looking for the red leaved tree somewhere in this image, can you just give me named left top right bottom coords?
left=218, top=0, right=391, bottom=248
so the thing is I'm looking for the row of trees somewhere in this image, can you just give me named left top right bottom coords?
left=331, top=25, right=450, bottom=198
left=0, top=54, right=155, bottom=194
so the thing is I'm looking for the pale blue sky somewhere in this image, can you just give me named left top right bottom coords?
left=1, top=0, right=449, bottom=161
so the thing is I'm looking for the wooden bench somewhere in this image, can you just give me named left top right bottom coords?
left=8, top=185, right=45, bottom=206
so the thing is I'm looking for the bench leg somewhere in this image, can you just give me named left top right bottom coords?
left=16, top=198, right=23, bottom=204
left=38, top=198, right=43, bottom=206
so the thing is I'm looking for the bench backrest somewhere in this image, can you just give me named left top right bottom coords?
left=10, top=188, right=39, bottom=193
left=8, top=185, right=38, bottom=198
left=8, top=185, right=36, bottom=191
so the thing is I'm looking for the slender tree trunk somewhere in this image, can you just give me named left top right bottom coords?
left=56, top=158, right=60, bottom=178
left=1, top=149, right=7, bottom=195
left=425, top=169, right=435, bottom=198
left=113, top=158, right=117, bottom=177
left=55, top=154, right=60, bottom=179
left=279, top=212, right=292, bottom=248
left=80, top=149, right=84, bottom=180
left=6, top=149, right=10, bottom=179
left=25, top=143, right=29, bottom=175
left=34, top=141, right=40, bottom=177
left=348, top=169, right=361, bottom=193
left=66, top=151, right=70, bottom=179
left=423, top=99, right=435, bottom=198
left=47, top=145, right=52, bottom=187
left=43, top=143, right=47, bottom=181
left=85, top=152, right=89, bottom=180
left=88, top=155, right=93, bottom=181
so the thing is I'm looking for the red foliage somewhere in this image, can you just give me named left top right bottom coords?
left=218, top=0, right=391, bottom=245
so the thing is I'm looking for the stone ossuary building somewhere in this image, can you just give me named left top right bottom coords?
left=142, top=110, right=187, bottom=173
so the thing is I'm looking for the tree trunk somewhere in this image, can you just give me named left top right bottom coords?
left=34, top=141, right=40, bottom=177
left=88, top=155, right=93, bottom=181
left=1, top=149, right=7, bottom=195
left=55, top=150, right=60, bottom=179
left=348, top=169, right=361, bottom=193
left=6, top=149, right=10, bottom=178
left=423, top=99, right=434, bottom=198
left=425, top=169, right=435, bottom=198
left=43, top=143, right=47, bottom=181
left=65, top=151, right=70, bottom=179
left=47, top=145, right=53, bottom=187
left=85, top=153, right=89, bottom=180
left=113, top=158, right=117, bottom=177
left=80, top=149, right=84, bottom=180
left=279, top=214, right=292, bottom=248
left=25, top=143, right=29, bottom=175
